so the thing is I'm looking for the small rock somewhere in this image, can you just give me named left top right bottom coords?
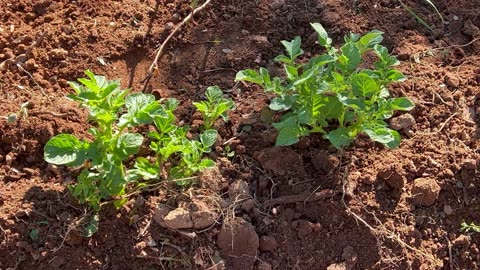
left=153, top=204, right=170, bottom=226
left=452, top=234, right=470, bottom=246
left=259, top=235, right=278, bottom=252
left=444, top=205, right=453, bottom=215
left=311, top=151, right=339, bottom=172
left=15, top=210, right=28, bottom=218
left=163, top=208, right=193, bottom=229
left=412, top=178, right=441, bottom=207
left=165, top=22, right=175, bottom=31
left=257, top=261, right=272, bottom=270
left=444, top=73, right=460, bottom=88
left=228, top=180, right=250, bottom=201
left=462, top=159, right=477, bottom=170
left=170, top=13, right=181, bottom=23
left=241, top=199, right=255, bottom=212
left=5, top=153, right=13, bottom=166
left=217, top=218, right=259, bottom=269
left=50, top=48, right=68, bottom=60
left=453, top=15, right=459, bottom=21
left=390, top=114, right=416, bottom=131
left=16, top=241, right=29, bottom=249
left=327, top=262, right=347, bottom=270
left=65, top=231, right=83, bottom=246
left=462, top=19, right=480, bottom=37
left=190, top=201, right=218, bottom=229
left=377, top=165, right=406, bottom=190
left=269, top=0, right=285, bottom=10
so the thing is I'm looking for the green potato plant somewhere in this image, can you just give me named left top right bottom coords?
left=193, top=86, right=235, bottom=130
left=44, top=71, right=162, bottom=211
left=44, top=71, right=235, bottom=235
left=236, top=23, right=414, bottom=149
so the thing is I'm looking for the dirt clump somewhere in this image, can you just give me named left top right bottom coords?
left=217, top=217, right=259, bottom=270
left=411, top=178, right=441, bottom=207
left=377, top=164, right=407, bottom=189
left=255, top=147, right=305, bottom=176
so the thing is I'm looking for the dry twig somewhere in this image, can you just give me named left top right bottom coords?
left=142, top=0, right=213, bottom=92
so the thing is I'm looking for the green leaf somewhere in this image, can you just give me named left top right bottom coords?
left=235, top=69, right=263, bottom=85
left=358, top=30, right=384, bottom=51
left=339, top=42, right=361, bottom=72
left=44, top=134, right=87, bottom=166
left=129, top=157, right=160, bottom=180
left=350, top=73, right=379, bottom=98
left=276, top=126, right=302, bottom=146
left=274, top=54, right=292, bottom=64
left=362, top=124, right=394, bottom=144
left=310, top=23, right=332, bottom=47
left=324, top=127, right=352, bottom=149
left=200, top=130, right=218, bottom=148
left=205, top=86, right=224, bottom=101
left=385, top=69, right=407, bottom=82
left=84, top=213, right=99, bottom=237
left=281, top=36, right=303, bottom=61
left=385, top=129, right=401, bottom=149
left=389, top=97, right=415, bottom=111
left=113, top=198, right=128, bottom=209
left=114, top=133, right=143, bottom=159
left=269, top=97, right=292, bottom=111
left=29, top=228, right=40, bottom=241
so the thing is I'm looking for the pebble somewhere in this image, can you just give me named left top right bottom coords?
left=259, top=235, right=278, bottom=252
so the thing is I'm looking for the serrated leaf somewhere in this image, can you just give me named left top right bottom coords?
left=276, top=126, right=302, bottom=146
left=389, top=97, right=415, bottom=111
left=385, top=129, right=401, bottom=149
left=269, top=97, right=292, bottom=111
left=362, top=125, right=394, bottom=144
left=205, top=86, right=224, bottom=101
left=274, top=54, right=292, bottom=64
left=115, top=133, right=143, bottom=159
left=281, top=36, right=303, bottom=61
left=310, top=23, right=332, bottom=47
left=324, top=127, right=352, bottom=149
left=200, top=129, right=218, bottom=148
left=351, top=73, right=379, bottom=98
left=235, top=69, right=263, bottom=85
left=358, top=30, right=384, bottom=51
left=44, top=134, right=87, bottom=166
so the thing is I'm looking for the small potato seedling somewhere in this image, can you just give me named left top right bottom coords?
left=236, top=23, right=414, bottom=149
left=44, top=71, right=234, bottom=235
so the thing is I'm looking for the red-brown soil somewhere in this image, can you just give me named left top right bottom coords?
left=1, top=0, right=479, bottom=269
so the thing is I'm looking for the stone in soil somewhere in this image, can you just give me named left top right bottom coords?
left=377, top=164, right=407, bottom=190
left=259, top=235, right=278, bottom=252
left=190, top=200, right=218, bottom=229
left=228, top=180, right=250, bottom=202
left=217, top=217, right=259, bottom=270
left=311, top=151, right=340, bottom=173
left=411, top=178, right=441, bottom=207
left=153, top=203, right=170, bottom=226
left=390, top=113, right=415, bottom=131
left=163, top=208, right=193, bottom=229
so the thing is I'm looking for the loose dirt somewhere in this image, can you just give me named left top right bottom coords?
left=1, top=0, right=479, bottom=269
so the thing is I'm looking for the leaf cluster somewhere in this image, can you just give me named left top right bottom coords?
left=236, top=23, right=414, bottom=148
left=44, top=71, right=234, bottom=218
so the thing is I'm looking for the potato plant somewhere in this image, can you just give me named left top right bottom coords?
left=236, top=23, right=414, bottom=149
left=44, top=71, right=233, bottom=235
